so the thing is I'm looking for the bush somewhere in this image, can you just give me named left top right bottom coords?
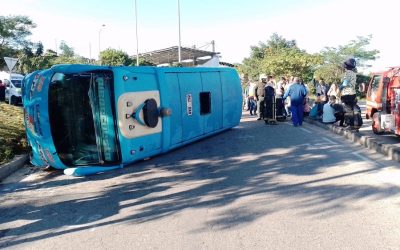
left=0, top=103, right=29, bottom=164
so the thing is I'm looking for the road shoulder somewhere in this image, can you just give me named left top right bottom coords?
left=304, top=117, right=400, bottom=162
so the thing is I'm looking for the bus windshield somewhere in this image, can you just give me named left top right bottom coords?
left=48, top=71, right=120, bottom=166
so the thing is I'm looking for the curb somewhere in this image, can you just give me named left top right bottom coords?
left=304, top=117, right=400, bottom=162
left=0, top=154, right=29, bottom=181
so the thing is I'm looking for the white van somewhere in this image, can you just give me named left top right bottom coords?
left=0, top=71, right=24, bottom=105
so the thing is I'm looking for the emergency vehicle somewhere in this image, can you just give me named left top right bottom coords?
left=365, top=67, right=400, bottom=135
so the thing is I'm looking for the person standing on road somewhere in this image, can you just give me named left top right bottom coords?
left=247, top=81, right=257, bottom=116
left=283, top=77, right=307, bottom=126
left=255, top=74, right=268, bottom=120
left=0, top=80, right=5, bottom=102
left=340, top=58, right=359, bottom=128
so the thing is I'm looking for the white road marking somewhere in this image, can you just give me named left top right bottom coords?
left=299, top=128, right=312, bottom=134
left=322, top=138, right=336, bottom=145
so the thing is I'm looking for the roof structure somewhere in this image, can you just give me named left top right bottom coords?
left=138, top=46, right=219, bottom=66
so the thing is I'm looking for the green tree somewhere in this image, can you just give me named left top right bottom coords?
left=44, top=49, right=57, bottom=57
left=100, top=48, right=132, bottom=66
left=22, top=46, right=34, bottom=57
left=17, top=46, right=34, bottom=73
left=0, top=15, right=36, bottom=48
left=0, top=15, right=36, bottom=69
left=59, top=40, right=74, bottom=57
left=17, top=45, right=57, bottom=74
left=314, top=35, right=379, bottom=84
left=239, top=33, right=321, bottom=82
left=53, top=55, right=88, bottom=65
left=35, top=42, right=44, bottom=56
left=131, top=57, right=156, bottom=66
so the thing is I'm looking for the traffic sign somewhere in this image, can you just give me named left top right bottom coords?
left=4, top=57, right=18, bottom=72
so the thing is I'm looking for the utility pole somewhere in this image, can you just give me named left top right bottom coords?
left=135, top=0, right=139, bottom=66
left=89, top=42, right=92, bottom=62
left=98, top=24, right=106, bottom=61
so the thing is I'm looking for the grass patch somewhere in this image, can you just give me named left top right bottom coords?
left=0, top=103, right=29, bottom=165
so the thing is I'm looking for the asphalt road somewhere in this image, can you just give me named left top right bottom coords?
left=1, top=113, right=400, bottom=250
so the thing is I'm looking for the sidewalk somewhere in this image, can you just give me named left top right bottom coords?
left=304, top=114, right=400, bottom=162
left=0, top=154, right=29, bottom=181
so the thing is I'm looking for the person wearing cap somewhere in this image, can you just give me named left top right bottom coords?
left=340, top=58, right=358, bottom=128
left=255, top=74, right=268, bottom=120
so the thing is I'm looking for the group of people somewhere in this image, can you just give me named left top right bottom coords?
left=243, top=74, right=308, bottom=126
left=242, top=58, right=362, bottom=129
left=312, top=58, right=362, bottom=129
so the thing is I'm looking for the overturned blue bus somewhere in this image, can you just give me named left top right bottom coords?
left=22, top=65, right=242, bottom=176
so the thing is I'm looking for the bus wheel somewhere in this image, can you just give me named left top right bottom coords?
left=372, top=113, right=383, bottom=134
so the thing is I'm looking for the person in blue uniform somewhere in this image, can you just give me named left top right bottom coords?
left=283, top=77, right=307, bottom=126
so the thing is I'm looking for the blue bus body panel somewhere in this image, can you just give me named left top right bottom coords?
left=23, top=65, right=242, bottom=175
left=178, top=73, right=204, bottom=141
left=202, top=72, right=223, bottom=134
left=112, top=67, right=163, bottom=164
left=22, top=68, right=63, bottom=168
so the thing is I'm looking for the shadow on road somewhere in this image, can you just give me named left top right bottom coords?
left=1, top=113, right=399, bottom=247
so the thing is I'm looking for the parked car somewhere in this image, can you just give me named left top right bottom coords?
left=0, top=71, right=24, bottom=105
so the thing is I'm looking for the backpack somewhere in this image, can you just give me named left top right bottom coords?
left=264, top=85, right=275, bottom=97
left=309, top=105, right=319, bottom=119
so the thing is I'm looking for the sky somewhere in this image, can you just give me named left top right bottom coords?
left=2, top=0, right=399, bottom=72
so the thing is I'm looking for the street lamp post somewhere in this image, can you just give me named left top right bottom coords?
left=178, top=0, right=182, bottom=64
left=98, top=24, right=106, bottom=62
